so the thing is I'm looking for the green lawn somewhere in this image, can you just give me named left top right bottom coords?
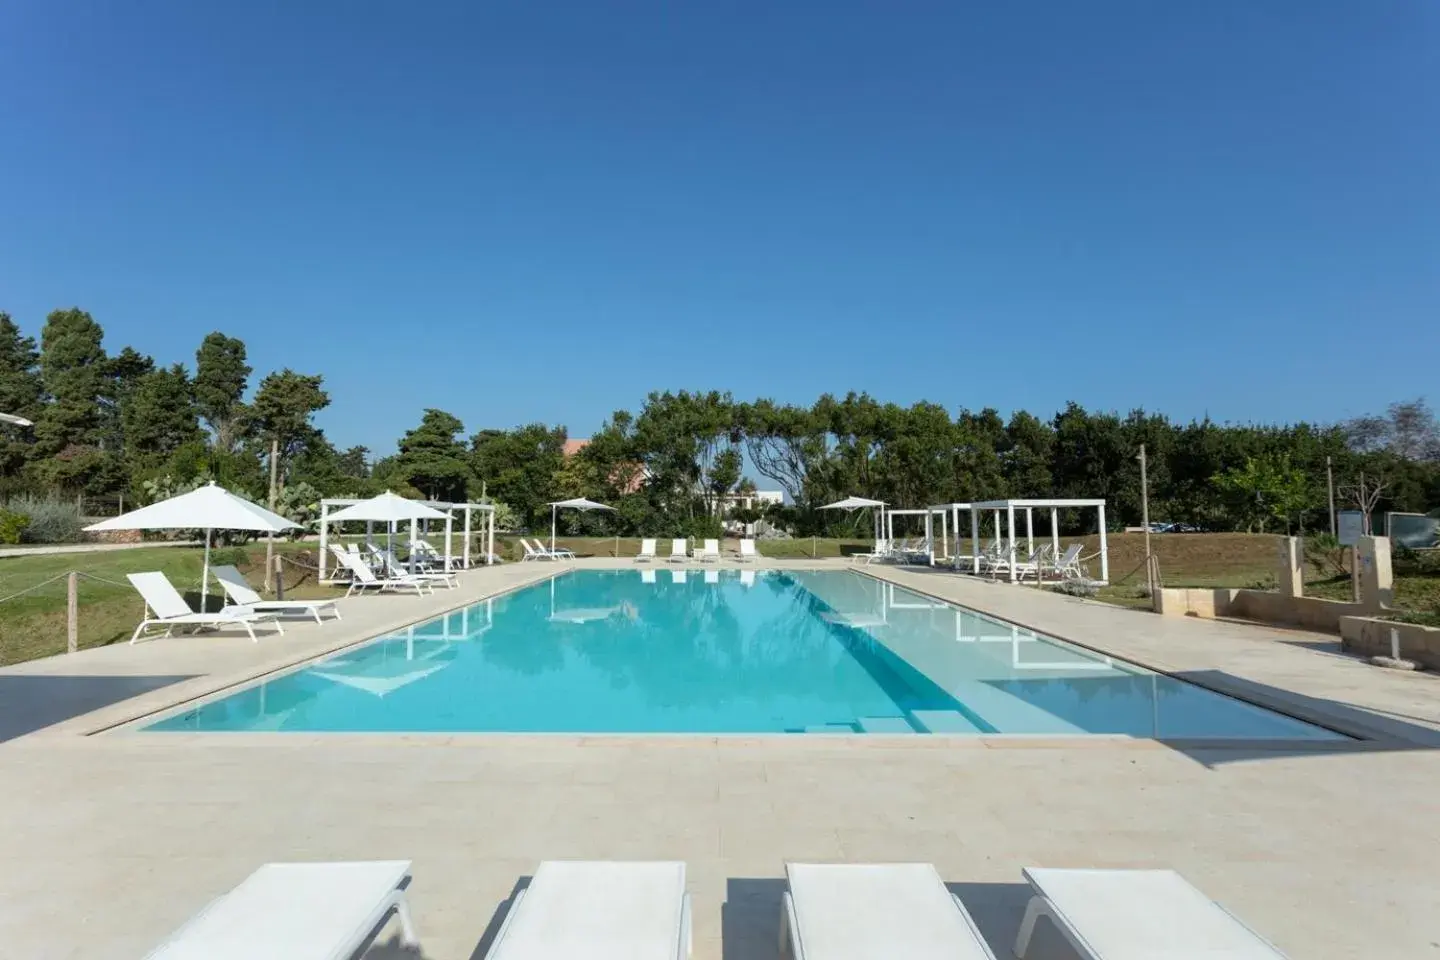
left=0, top=542, right=344, bottom=666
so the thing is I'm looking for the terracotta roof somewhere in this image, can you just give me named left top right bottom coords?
left=562, top=439, right=590, bottom=456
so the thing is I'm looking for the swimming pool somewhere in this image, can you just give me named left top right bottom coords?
left=146, top=569, right=1343, bottom=738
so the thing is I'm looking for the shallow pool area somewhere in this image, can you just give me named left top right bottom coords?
left=146, top=569, right=1344, bottom=738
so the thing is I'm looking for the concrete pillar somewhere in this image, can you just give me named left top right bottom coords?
left=1356, top=536, right=1394, bottom=610
left=1278, top=536, right=1304, bottom=598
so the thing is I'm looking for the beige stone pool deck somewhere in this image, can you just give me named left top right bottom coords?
left=1, top=558, right=1437, bottom=958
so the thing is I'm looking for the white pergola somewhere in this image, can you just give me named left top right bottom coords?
left=883, top=508, right=935, bottom=558
left=317, top=497, right=496, bottom=582
left=963, top=498, right=1109, bottom=584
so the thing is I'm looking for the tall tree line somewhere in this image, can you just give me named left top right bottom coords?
left=5, top=309, right=1438, bottom=536
left=0, top=309, right=365, bottom=507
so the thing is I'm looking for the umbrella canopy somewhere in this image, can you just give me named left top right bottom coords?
left=325, top=491, right=449, bottom=523
left=547, top=497, right=615, bottom=551
left=818, top=496, right=887, bottom=510
left=85, top=482, right=298, bottom=608
left=817, top=495, right=888, bottom=544
left=0, top=412, right=32, bottom=427
left=325, top=492, right=450, bottom=575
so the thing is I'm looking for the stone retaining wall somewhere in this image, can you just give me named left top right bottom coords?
left=1340, top=616, right=1440, bottom=670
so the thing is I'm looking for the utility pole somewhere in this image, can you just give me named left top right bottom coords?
left=264, top=437, right=279, bottom=593
left=1138, top=444, right=1153, bottom=594
left=1326, top=455, right=1336, bottom=536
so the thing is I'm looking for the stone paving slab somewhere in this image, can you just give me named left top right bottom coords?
left=0, top=558, right=1437, bottom=958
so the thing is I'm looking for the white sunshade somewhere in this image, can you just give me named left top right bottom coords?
left=0, top=412, right=32, bottom=427
left=85, top=482, right=298, bottom=609
left=818, top=496, right=887, bottom=510
left=548, top=497, right=615, bottom=551
left=548, top=497, right=615, bottom=511
left=326, top=491, right=450, bottom=523
left=86, top=482, right=297, bottom=534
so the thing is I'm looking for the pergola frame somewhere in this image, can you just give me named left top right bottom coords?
left=965, top=498, right=1108, bottom=584
left=883, top=508, right=934, bottom=558
left=318, top=498, right=496, bottom=582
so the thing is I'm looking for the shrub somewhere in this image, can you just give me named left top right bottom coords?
left=209, top=546, right=250, bottom=567
left=1305, top=533, right=1351, bottom=578
left=1393, top=545, right=1440, bottom=577
left=1054, top=580, right=1099, bottom=598
left=0, top=508, right=28, bottom=544
left=9, top=495, right=85, bottom=544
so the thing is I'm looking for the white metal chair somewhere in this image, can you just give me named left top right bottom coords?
left=666, top=538, right=689, bottom=563
left=485, top=861, right=690, bottom=960
left=781, top=862, right=996, bottom=960
left=143, top=860, right=418, bottom=959
left=693, top=538, right=721, bottom=563
left=738, top=539, right=758, bottom=563
left=126, top=572, right=283, bottom=645
left=211, top=565, right=341, bottom=624
left=635, top=538, right=657, bottom=562
left=1015, top=867, right=1289, bottom=959
left=333, top=550, right=433, bottom=596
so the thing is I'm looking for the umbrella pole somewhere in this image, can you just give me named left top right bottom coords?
left=551, top=505, right=557, bottom=552
left=201, top=529, right=212, bottom=611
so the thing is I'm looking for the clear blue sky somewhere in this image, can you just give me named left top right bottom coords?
left=2, top=1, right=1436, bottom=454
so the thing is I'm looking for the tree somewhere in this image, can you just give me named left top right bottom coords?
left=337, top=446, right=370, bottom=478
left=249, top=370, right=330, bottom=473
left=98, top=345, right=155, bottom=454
left=1211, top=455, right=1313, bottom=533
left=1338, top=471, right=1391, bottom=534
left=32, top=308, right=108, bottom=459
left=471, top=424, right=567, bottom=528
left=121, top=364, right=201, bottom=468
left=0, top=313, right=43, bottom=483
left=1346, top=398, right=1440, bottom=462
left=193, top=332, right=252, bottom=452
left=395, top=409, right=472, bottom=501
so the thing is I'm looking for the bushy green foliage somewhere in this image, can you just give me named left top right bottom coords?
left=208, top=546, right=250, bottom=567
left=1393, top=545, right=1440, bottom=577
left=8, top=494, right=84, bottom=543
left=0, top=507, right=29, bottom=544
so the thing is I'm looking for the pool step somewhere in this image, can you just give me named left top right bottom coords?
left=910, top=710, right=984, bottom=734
left=804, top=723, right=859, bottom=734
left=857, top=716, right=916, bottom=734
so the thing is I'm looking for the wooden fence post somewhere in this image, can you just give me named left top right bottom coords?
left=66, top=572, right=78, bottom=654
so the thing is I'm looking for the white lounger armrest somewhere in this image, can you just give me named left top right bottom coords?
left=1016, top=868, right=1288, bottom=960
left=782, top=862, right=995, bottom=960
left=145, top=860, right=417, bottom=960
left=486, top=860, right=689, bottom=960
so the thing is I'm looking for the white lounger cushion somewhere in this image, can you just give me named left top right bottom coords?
left=784, top=862, right=995, bottom=960
left=487, top=860, right=689, bottom=960
left=1020, top=868, right=1287, bottom=959
left=146, top=860, right=414, bottom=960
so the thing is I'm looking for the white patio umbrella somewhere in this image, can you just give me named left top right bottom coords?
left=818, top=495, right=888, bottom=543
left=0, top=412, right=32, bottom=426
left=547, top=497, right=615, bottom=552
left=325, top=491, right=449, bottom=573
left=84, top=481, right=298, bottom=610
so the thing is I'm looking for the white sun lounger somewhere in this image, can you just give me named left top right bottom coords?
left=635, top=538, right=657, bottom=562
left=519, top=539, right=553, bottom=562
left=693, top=538, right=721, bottom=563
left=211, top=565, right=341, bottom=624
left=127, top=572, right=283, bottom=645
left=1015, top=868, right=1288, bottom=959
left=333, top=550, right=432, bottom=597
left=738, top=539, right=758, bottom=563
left=485, top=860, right=690, bottom=960
left=378, top=549, right=458, bottom=589
left=666, top=538, right=689, bottom=563
left=781, top=862, right=996, bottom=960
left=144, top=860, right=418, bottom=960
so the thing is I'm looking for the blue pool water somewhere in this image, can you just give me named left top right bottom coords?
left=147, top=570, right=1343, bottom=738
